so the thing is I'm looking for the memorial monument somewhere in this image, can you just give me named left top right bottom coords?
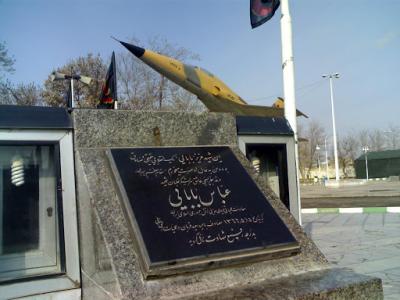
left=74, top=109, right=383, bottom=299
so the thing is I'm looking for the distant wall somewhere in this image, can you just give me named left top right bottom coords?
left=355, top=158, right=400, bottom=179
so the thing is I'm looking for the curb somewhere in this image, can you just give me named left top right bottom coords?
left=301, top=207, right=400, bottom=214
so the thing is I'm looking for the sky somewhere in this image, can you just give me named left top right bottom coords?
left=1, top=0, right=399, bottom=135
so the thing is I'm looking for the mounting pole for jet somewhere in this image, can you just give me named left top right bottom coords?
left=280, top=0, right=301, bottom=224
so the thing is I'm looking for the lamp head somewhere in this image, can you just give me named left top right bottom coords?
left=50, top=71, right=68, bottom=81
left=322, top=73, right=340, bottom=79
left=78, top=75, right=92, bottom=85
left=50, top=72, right=92, bottom=85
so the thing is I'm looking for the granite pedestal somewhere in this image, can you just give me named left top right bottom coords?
left=73, top=110, right=383, bottom=299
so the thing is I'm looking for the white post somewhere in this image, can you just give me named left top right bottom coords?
left=317, top=149, right=321, bottom=179
left=70, top=78, right=75, bottom=109
left=328, top=77, right=340, bottom=181
left=280, top=0, right=301, bottom=224
left=363, top=146, right=369, bottom=181
left=324, top=137, right=329, bottom=180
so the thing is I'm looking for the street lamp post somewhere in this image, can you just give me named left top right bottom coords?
left=362, top=146, right=369, bottom=181
left=324, top=136, right=329, bottom=180
left=50, top=71, right=92, bottom=108
left=322, top=73, right=340, bottom=181
left=316, top=145, right=321, bottom=180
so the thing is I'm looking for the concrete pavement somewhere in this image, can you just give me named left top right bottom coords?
left=301, top=180, right=400, bottom=198
left=303, top=212, right=400, bottom=299
left=301, top=180, right=400, bottom=208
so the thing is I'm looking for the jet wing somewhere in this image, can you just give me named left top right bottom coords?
left=198, top=95, right=286, bottom=117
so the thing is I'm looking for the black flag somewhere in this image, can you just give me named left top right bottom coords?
left=250, top=0, right=280, bottom=29
left=98, top=52, right=117, bottom=109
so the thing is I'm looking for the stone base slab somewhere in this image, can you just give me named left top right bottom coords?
left=181, top=268, right=382, bottom=300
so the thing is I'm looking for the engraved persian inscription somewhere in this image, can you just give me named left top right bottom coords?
left=109, top=146, right=298, bottom=272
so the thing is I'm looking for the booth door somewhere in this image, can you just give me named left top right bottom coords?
left=246, top=144, right=290, bottom=210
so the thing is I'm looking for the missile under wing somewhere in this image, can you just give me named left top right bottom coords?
left=118, top=40, right=306, bottom=118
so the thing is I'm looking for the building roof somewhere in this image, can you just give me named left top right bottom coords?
left=236, top=116, right=294, bottom=136
left=0, top=105, right=72, bottom=129
left=356, top=149, right=400, bottom=161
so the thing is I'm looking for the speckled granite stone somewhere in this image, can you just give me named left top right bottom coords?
left=73, top=110, right=383, bottom=299
left=73, top=109, right=237, bottom=149
left=177, top=268, right=383, bottom=300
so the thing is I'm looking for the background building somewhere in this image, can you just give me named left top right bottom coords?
left=355, top=149, right=400, bottom=179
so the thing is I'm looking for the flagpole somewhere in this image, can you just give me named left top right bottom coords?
left=112, top=51, right=118, bottom=110
left=280, top=0, right=301, bottom=224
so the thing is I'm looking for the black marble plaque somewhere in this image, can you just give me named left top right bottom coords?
left=108, top=146, right=299, bottom=276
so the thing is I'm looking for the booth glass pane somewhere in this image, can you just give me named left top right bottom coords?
left=0, top=144, right=62, bottom=282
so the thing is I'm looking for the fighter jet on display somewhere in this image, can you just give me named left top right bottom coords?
left=117, top=40, right=307, bottom=118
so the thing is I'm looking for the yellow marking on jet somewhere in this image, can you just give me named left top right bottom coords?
left=118, top=40, right=307, bottom=118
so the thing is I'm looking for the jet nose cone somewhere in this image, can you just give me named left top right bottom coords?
left=120, top=41, right=145, bottom=58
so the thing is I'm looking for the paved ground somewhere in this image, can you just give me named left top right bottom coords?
left=302, top=195, right=400, bottom=208
left=303, top=212, right=400, bottom=299
left=301, top=180, right=400, bottom=208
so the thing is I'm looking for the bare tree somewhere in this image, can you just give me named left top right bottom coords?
left=338, top=133, right=359, bottom=178
left=368, top=129, right=385, bottom=152
left=42, top=53, right=107, bottom=107
left=298, top=120, right=326, bottom=179
left=385, top=124, right=400, bottom=150
left=0, top=81, right=43, bottom=106
left=0, top=41, right=16, bottom=104
left=116, top=36, right=204, bottom=112
left=357, top=129, right=369, bottom=150
left=0, top=41, right=15, bottom=77
left=0, top=80, right=14, bottom=104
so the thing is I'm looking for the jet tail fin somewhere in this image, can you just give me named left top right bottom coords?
left=272, top=97, right=309, bottom=118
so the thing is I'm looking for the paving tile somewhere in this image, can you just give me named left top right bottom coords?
left=384, top=294, right=400, bottom=300
left=384, top=214, right=400, bottom=225
left=302, top=212, right=400, bottom=299
left=384, top=286, right=400, bottom=297
left=328, top=213, right=354, bottom=226
left=343, top=213, right=368, bottom=226
left=386, top=267, right=400, bottom=276
left=300, top=214, right=315, bottom=223
left=312, top=213, right=339, bottom=223
left=363, top=213, right=384, bottom=227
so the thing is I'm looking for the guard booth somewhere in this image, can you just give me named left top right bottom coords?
left=0, top=105, right=80, bottom=299
left=236, top=116, right=300, bottom=222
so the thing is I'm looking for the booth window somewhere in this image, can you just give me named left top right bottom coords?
left=0, top=143, right=64, bottom=283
